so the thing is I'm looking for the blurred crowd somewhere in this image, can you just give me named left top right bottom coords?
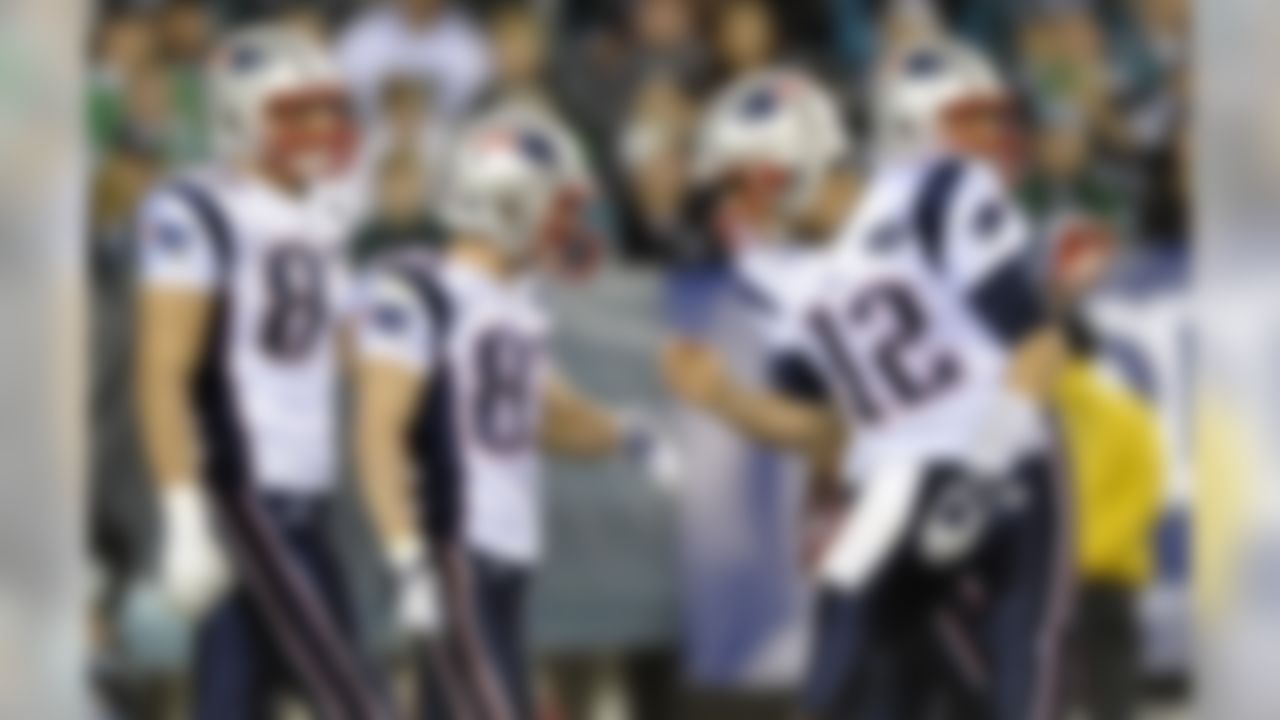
left=87, top=0, right=1191, bottom=717
left=89, top=0, right=1190, bottom=272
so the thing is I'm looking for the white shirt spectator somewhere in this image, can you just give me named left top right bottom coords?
left=337, top=3, right=491, bottom=121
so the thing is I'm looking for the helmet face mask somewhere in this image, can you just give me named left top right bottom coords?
left=709, top=161, right=795, bottom=250
left=532, top=186, right=602, bottom=278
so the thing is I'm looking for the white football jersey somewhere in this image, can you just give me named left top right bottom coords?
left=137, top=168, right=356, bottom=494
left=733, top=240, right=831, bottom=338
left=780, top=155, right=1049, bottom=481
left=356, top=250, right=551, bottom=566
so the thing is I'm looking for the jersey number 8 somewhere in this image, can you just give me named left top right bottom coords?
left=472, top=329, right=537, bottom=452
left=259, top=244, right=328, bottom=360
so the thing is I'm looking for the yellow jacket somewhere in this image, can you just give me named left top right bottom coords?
left=1053, top=358, right=1164, bottom=585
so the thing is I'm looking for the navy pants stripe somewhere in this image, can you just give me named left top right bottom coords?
left=985, top=454, right=1075, bottom=720
left=801, top=453, right=1074, bottom=720
left=197, top=490, right=387, bottom=720
left=419, top=544, right=531, bottom=720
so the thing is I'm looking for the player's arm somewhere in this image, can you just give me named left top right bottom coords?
left=351, top=272, right=440, bottom=636
left=354, top=357, right=425, bottom=561
left=1005, top=326, right=1066, bottom=400
left=132, top=188, right=230, bottom=617
left=943, top=162, right=1068, bottom=466
left=540, top=366, right=684, bottom=490
left=134, top=192, right=217, bottom=489
left=661, top=338, right=845, bottom=466
left=136, top=285, right=211, bottom=489
left=538, top=368, right=623, bottom=457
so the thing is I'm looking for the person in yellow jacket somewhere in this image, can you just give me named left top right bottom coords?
left=1048, top=217, right=1164, bottom=720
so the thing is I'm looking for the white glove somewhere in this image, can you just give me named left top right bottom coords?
left=158, top=483, right=231, bottom=619
left=389, top=538, right=442, bottom=639
left=619, top=411, right=684, bottom=494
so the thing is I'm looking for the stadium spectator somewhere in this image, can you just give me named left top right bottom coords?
left=117, top=63, right=180, bottom=163
left=486, top=1, right=549, bottom=99
left=154, top=0, right=215, bottom=162
left=1016, top=4, right=1115, bottom=149
left=477, top=0, right=570, bottom=120
left=274, top=0, right=335, bottom=42
left=878, top=0, right=946, bottom=56
left=90, top=130, right=164, bottom=270
left=1113, top=0, right=1188, bottom=155
left=337, top=0, right=491, bottom=121
left=710, top=0, right=780, bottom=83
left=615, top=69, right=701, bottom=261
left=554, top=0, right=705, bottom=170
left=89, top=6, right=158, bottom=157
left=351, top=150, right=443, bottom=264
left=357, top=73, right=450, bottom=188
left=1121, top=0, right=1190, bottom=247
left=1022, top=109, right=1130, bottom=229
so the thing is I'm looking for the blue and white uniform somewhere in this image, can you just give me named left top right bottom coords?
left=781, top=157, right=1051, bottom=477
left=356, top=248, right=550, bottom=720
left=783, top=156, right=1073, bottom=720
left=139, top=170, right=356, bottom=493
left=137, top=168, right=384, bottom=720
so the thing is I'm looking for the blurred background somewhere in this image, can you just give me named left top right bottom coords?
left=84, top=0, right=1191, bottom=718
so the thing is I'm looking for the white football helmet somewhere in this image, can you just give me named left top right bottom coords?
left=872, top=38, right=1008, bottom=165
left=438, top=102, right=597, bottom=268
left=208, top=25, right=353, bottom=180
left=693, top=68, right=851, bottom=222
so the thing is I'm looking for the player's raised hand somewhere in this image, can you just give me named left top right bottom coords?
left=157, top=483, right=231, bottom=619
left=659, top=338, right=730, bottom=409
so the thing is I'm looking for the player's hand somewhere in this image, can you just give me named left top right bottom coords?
left=659, top=338, right=730, bottom=409
left=620, top=412, right=685, bottom=494
left=389, top=539, right=442, bottom=639
left=158, top=483, right=231, bottom=619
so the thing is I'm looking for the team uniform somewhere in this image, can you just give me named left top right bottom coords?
left=732, top=241, right=846, bottom=409
left=356, top=248, right=551, bottom=720
left=733, top=241, right=829, bottom=331
left=776, top=156, right=1074, bottom=720
left=137, top=168, right=384, bottom=720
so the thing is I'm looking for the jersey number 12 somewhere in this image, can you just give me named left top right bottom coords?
left=812, top=282, right=959, bottom=424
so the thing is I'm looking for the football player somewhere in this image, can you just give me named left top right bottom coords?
left=685, top=67, right=857, bottom=358
left=134, top=26, right=388, bottom=719
left=667, top=39, right=1072, bottom=720
left=668, top=67, right=862, bottom=561
left=353, top=103, right=679, bottom=720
